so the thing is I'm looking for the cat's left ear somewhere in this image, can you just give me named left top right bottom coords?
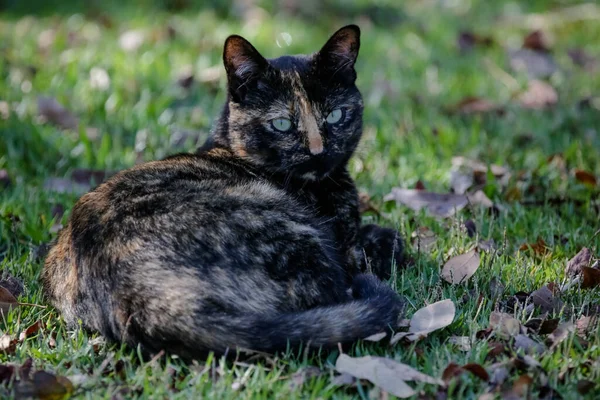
left=316, top=25, right=360, bottom=83
left=223, top=35, right=269, bottom=102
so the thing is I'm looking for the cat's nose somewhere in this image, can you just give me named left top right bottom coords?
left=307, top=133, right=324, bottom=155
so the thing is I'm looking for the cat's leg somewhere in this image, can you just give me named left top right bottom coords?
left=355, top=224, right=405, bottom=280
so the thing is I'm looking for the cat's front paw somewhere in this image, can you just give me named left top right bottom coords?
left=356, top=224, right=405, bottom=280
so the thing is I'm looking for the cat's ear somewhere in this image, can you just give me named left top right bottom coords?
left=223, top=35, right=268, bottom=101
left=316, top=25, right=360, bottom=83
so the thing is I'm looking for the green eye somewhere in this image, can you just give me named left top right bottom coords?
left=326, top=108, right=344, bottom=124
left=271, top=118, right=292, bottom=132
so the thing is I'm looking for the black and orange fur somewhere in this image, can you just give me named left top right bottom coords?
left=43, top=25, right=405, bottom=359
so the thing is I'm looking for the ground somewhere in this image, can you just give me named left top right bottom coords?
left=0, top=0, right=599, bottom=399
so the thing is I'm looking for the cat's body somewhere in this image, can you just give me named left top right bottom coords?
left=43, top=26, right=405, bottom=358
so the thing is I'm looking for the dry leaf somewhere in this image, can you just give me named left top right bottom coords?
left=510, top=374, right=533, bottom=397
left=441, top=249, right=480, bottom=284
left=464, top=220, right=477, bottom=237
left=0, top=273, right=24, bottom=298
left=384, top=189, right=493, bottom=218
left=574, top=170, right=597, bottom=186
left=577, top=379, right=597, bottom=395
left=530, top=285, right=562, bottom=314
left=519, top=237, right=549, bottom=255
left=442, top=363, right=489, bottom=383
left=509, top=49, right=557, bottom=79
left=462, top=364, right=489, bottom=381
left=32, top=371, right=74, bottom=400
left=19, top=321, right=42, bottom=341
left=37, top=96, right=78, bottom=130
left=489, top=312, right=520, bottom=340
left=489, top=277, right=505, bottom=299
left=548, top=322, right=575, bottom=347
left=0, top=286, right=18, bottom=316
left=514, top=334, right=546, bottom=356
left=0, top=363, right=15, bottom=384
left=566, top=248, right=592, bottom=276
left=581, top=267, right=600, bottom=289
left=335, top=354, right=443, bottom=398
left=523, top=30, right=550, bottom=52
left=392, top=299, right=456, bottom=343
left=364, top=332, right=387, bottom=342
left=518, top=80, right=558, bottom=109
left=575, top=315, right=597, bottom=337
left=0, top=334, right=17, bottom=354
left=411, top=227, right=437, bottom=253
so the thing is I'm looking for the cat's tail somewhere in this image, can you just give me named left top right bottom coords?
left=227, top=274, right=404, bottom=353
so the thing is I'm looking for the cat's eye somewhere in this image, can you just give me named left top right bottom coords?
left=326, top=108, right=344, bottom=124
left=271, top=118, right=292, bottom=132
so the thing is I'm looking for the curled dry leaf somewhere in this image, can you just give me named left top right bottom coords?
left=518, top=80, right=558, bottom=110
left=37, top=96, right=78, bottom=130
left=489, top=312, right=520, bottom=340
left=566, top=247, right=592, bottom=276
left=442, top=362, right=489, bottom=383
left=0, top=287, right=18, bottom=316
left=464, top=220, right=477, bottom=238
left=441, top=249, right=480, bottom=284
left=574, top=170, right=597, bottom=186
left=335, top=354, right=443, bottom=398
left=19, top=321, right=42, bottom=341
left=523, top=30, right=550, bottom=52
left=391, top=299, right=456, bottom=344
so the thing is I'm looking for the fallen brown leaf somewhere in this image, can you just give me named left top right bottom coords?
left=510, top=374, right=533, bottom=398
left=19, top=321, right=42, bottom=341
left=37, top=96, right=79, bottom=130
left=574, top=169, right=597, bottom=186
left=566, top=247, right=593, bottom=276
left=335, top=354, right=443, bottom=398
left=519, top=237, right=550, bottom=255
left=530, top=285, right=562, bottom=314
left=441, top=249, right=480, bottom=284
left=0, top=286, right=18, bottom=316
left=581, top=266, right=600, bottom=289
left=32, top=370, right=74, bottom=400
left=489, top=312, right=520, bottom=340
left=0, top=364, right=15, bottom=384
left=391, top=299, right=455, bottom=343
left=463, top=220, right=477, bottom=238
left=518, top=80, right=558, bottom=110
left=462, top=363, right=490, bottom=382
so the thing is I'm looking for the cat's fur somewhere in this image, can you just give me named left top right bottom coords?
left=43, top=25, right=405, bottom=359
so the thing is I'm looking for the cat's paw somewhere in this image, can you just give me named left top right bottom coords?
left=356, top=224, right=405, bottom=280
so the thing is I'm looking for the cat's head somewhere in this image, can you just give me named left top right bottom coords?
left=218, top=25, right=363, bottom=180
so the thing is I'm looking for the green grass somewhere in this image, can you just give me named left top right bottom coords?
left=1, top=0, right=599, bottom=398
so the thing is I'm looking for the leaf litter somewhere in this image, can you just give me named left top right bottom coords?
left=440, top=249, right=480, bottom=284
left=391, top=299, right=456, bottom=344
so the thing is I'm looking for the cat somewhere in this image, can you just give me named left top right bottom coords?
left=43, top=25, right=405, bottom=359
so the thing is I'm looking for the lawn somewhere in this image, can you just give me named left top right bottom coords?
left=1, top=0, right=599, bottom=398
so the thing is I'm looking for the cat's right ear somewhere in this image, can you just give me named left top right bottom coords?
left=223, top=35, right=268, bottom=102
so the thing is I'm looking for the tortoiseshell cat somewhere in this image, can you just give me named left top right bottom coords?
left=43, top=25, right=405, bottom=358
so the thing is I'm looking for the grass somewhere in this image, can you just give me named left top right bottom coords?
left=1, top=0, right=599, bottom=398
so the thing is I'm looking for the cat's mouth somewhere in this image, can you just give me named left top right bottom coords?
left=290, top=154, right=343, bottom=181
